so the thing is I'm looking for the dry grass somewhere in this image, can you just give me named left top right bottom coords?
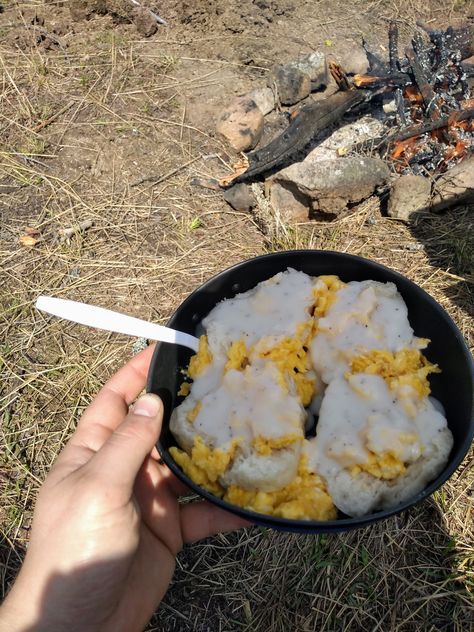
left=1, top=1, right=473, bottom=631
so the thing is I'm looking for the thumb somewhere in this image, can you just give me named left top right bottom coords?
left=88, top=393, right=163, bottom=493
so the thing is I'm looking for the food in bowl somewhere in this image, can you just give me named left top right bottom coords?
left=169, top=268, right=453, bottom=520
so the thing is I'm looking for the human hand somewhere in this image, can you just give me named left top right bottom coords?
left=0, top=344, right=249, bottom=632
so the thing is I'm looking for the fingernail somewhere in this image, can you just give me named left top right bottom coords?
left=133, top=394, right=161, bottom=417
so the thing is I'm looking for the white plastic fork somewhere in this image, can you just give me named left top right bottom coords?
left=35, top=296, right=199, bottom=352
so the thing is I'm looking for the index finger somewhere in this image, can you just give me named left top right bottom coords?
left=71, top=343, right=156, bottom=451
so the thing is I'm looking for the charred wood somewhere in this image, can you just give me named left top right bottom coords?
left=389, top=22, right=400, bottom=72
left=417, top=23, right=474, bottom=61
left=328, top=60, right=351, bottom=91
left=411, top=31, right=432, bottom=79
left=352, top=72, right=411, bottom=89
left=388, top=22, right=407, bottom=125
left=405, top=47, right=440, bottom=118
left=384, top=107, right=474, bottom=144
left=228, top=90, right=368, bottom=185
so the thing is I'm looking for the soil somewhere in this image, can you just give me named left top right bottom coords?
left=1, top=1, right=473, bottom=631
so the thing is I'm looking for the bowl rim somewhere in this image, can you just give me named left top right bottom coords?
left=149, top=249, right=474, bottom=532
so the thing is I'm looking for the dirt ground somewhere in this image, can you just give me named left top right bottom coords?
left=1, top=0, right=473, bottom=630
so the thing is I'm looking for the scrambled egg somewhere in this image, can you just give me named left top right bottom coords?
left=349, top=348, right=440, bottom=398
left=187, top=335, right=212, bottom=378
left=258, top=323, right=316, bottom=406
left=178, top=382, right=191, bottom=396
left=312, top=275, right=346, bottom=317
left=169, top=436, right=240, bottom=496
left=350, top=452, right=406, bottom=480
left=225, top=339, right=249, bottom=371
left=186, top=401, right=202, bottom=423
left=252, top=433, right=303, bottom=455
left=225, top=456, right=337, bottom=520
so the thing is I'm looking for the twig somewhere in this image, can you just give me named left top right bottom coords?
left=31, top=101, right=75, bottom=133
left=130, top=155, right=200, bottom=187
left=10, top=152, right=50, bottom=169
left=55, top=220, right=94, bottom=244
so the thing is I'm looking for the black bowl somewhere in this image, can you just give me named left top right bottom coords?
left=147, top=250, right=474, bottom=534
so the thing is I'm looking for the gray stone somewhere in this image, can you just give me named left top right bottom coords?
left=303, top=115, right=385, bottom=162
left=388, top=175, right=432, bottom=220
left=223, top=183, right=257, bottom=212
left=269, top=64, right=312, bottom=105
left=247, top=86, right=276, bottom=116
left=216, top=96, right=264, bottom=152
left=132, top=7, right=158, bottom=37
left=288, top=52, right=327, bottom=88
left=338, top=44, right=369, bottom=75
left=269, top=181, right=310, bottom=223
left=430, top=156, right=474, bottom=213
left=275, top=156, right=390, bottom=215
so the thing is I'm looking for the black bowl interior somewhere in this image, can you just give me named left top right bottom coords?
left=147, top=250, right=474, bottom=533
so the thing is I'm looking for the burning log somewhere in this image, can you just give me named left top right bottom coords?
left=387, top=107, right=474, bottom=143
left=352, top=72, right=411, bottom=89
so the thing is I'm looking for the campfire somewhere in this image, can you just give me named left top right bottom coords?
left=213, top=22, right=474, bottom=222
left=354, top=22, right=474, bottom=176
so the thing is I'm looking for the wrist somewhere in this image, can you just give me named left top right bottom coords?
left=1, top=585, right=39, bottom=631
left=0, top=556, right=55, bottom=632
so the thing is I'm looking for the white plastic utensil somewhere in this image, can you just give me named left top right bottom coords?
left=35, top=296, right=200, bottom=352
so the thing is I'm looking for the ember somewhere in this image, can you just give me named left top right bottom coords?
left=361, top=22, right=474, bottom=175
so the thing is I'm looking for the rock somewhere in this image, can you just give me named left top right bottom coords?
left=387, top=175, right=432, bottom=220
left=216, top=96, right=264, bottom=152
left=269, top=64, right=312, bottom=105
left=303, top=115, right=385, bottom=162
left=430, top=156, right=474, bottom=213
left=247, top=86, right=276, bottom=115
left=70, top=0, right=97, bottom=20
left=289, top=52, right=327, bottom=89
left=275, top=156, right=390, bottom=215
left=338, top=44, right=369, bottom=75
left=132, top=7, right=158, bottom=37
left=269, top=181, right=310, bottom=223
left=223, top=183, right=257, bottom=212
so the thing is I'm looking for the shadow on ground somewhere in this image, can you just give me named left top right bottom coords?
left=409, top=204, right=474, bottom=320
left=153, top=497, right=470, bottom=632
